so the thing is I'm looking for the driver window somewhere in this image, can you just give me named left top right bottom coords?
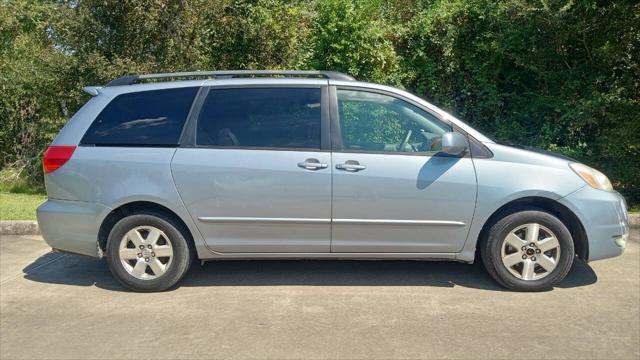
left=337, top=89, right=451, bottom=153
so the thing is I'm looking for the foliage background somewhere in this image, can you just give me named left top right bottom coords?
left=1, top=0, right=638, bottom=206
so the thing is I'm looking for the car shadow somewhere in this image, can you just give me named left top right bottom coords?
left=416, top=155, right=459, bottom=190
left=22, top=252, right=597, bottom=292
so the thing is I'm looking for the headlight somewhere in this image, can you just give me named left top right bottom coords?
left=569, top=163, right=613, bottom=191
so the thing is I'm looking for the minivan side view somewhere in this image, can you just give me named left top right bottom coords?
left=37, top=70, right=630, bottom=292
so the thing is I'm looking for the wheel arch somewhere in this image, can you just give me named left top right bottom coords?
left=477, top=196, right=589, bottom=260
left=98, top=201, right=195, bottom=254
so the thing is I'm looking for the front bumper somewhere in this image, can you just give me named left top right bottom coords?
left=36, top=199, right=111, bottom=257
left=559, top=186, right=629, bottom=261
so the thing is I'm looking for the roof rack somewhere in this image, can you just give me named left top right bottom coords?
left=105, top=70, right=355, bottom=86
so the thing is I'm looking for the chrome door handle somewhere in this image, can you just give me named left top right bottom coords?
left=336, top=161, right=366, bottom=172
left=297, top=158, right=328, bottom=171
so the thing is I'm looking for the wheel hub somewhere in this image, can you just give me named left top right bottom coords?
left=500, top=223, right=561, bottom=281
left=118, top=226, right=173, bottom=280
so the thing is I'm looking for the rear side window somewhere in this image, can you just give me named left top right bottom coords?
left=196, top=87, right=322, bottom=149
left=81, top=87, right=198, bottom=146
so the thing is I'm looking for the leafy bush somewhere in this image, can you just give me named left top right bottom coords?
left=400, top=0, right=639, bottom=203
left=0, top=1, right=72, bottom=187
left=311, top=0, right=403, bottom=85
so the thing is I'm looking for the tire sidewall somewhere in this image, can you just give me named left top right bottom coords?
left=106, top=213, right=192, bottom=292
left=484, top=210, right=575, bottom=291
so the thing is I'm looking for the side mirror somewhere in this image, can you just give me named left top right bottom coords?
left=441, top=132, right=468, bottom=156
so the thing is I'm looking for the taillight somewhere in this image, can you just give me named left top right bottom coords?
left=43, top=146, right=76, bottom=173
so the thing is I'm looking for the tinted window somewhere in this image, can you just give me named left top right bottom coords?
left=338, top=90, right=451, bottom=153
left=196, top=88, right=321, bottom=149
left=81, top=87, right=198, bottom=146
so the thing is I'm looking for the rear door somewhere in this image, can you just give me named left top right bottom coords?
left=171, top=85, right=332, bottom=253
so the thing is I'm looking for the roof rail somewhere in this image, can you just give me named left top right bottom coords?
left=105, top=70, right=355, bottom=86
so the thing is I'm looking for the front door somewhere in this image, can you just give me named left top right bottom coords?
left=330, top=88, right=477, bottom=253
left=172, top=86, right=332, bottom=253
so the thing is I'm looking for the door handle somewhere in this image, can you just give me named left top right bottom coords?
left=336, top=160, right=366, bottom=172
left=297, top=158, right=328, bottom=171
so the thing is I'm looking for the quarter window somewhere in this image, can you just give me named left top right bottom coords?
left=81, top=87, right=198, bottom=146
left=196, top=88, right=322, bottom=149
left=337, top=90, right=451, bottom=153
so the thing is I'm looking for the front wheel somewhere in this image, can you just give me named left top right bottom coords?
left=481, top=210, right=574, bottom=291
left=106, top=212, right=193, bottom=292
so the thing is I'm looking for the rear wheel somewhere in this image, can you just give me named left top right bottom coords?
left=106, top=213, right=193, bottom=292
left=481, top=210, right=574, bottom=291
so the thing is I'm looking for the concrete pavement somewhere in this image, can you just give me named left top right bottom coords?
left=1, top=231, right=638, bottom=359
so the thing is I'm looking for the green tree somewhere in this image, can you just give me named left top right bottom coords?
left=311, top=0, right=402, bottom=85
left=0, top=1, right=70, bottom=190
left=401, top=0, right=640, bottom=203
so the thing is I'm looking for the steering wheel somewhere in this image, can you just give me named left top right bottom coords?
left=398, top=129, right=413, bottom=152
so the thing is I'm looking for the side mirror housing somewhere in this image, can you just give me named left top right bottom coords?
left=441, top=132, right=468, bottom=156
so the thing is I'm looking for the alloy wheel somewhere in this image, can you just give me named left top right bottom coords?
left=118, top=226, right=174, bottom=280
left=500, top=223, right=561, bottom=281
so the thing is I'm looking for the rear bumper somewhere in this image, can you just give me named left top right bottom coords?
left=36, top=199, right=110, bottom=257
left=559, top=186, right=629, bottom=261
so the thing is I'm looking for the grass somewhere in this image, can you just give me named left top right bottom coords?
left=0, top=167, right=47, bottom=220
left=0, top=192, right=46, bottom=220
left=0, top=175, right=45, bottom=195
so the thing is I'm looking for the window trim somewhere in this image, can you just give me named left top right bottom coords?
left=331, top=85, right=459, bottom=157
left=181, top=84, right=330, bottom=152
left=80, top=87, right=200, bottom=147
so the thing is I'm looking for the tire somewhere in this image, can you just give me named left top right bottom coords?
left=481, top=209, right=574, bottom=291
left=106, top=212, right=193, bottom=292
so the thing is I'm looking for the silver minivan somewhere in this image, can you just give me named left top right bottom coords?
left=37, top=70, right=629, bottom=292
